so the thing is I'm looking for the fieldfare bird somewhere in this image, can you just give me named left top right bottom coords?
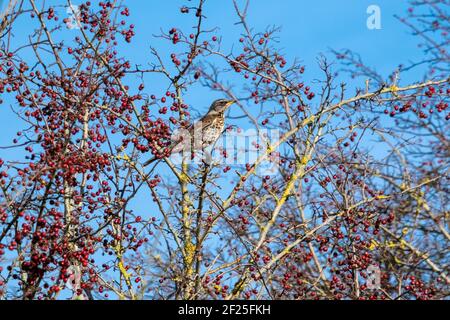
left=143, top=98, right=235, bottom=166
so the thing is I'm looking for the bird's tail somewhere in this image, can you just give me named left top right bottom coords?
left=143, top=156, right=158, bottom=167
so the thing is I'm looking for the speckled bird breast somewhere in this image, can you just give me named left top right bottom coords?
left=200, top=115, right=224, bottom=147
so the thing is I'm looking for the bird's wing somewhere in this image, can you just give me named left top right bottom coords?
left=144, top=116, right=218, bottom=166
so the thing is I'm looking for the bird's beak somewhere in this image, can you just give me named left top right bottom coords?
left=225, top=100, right=235, bottom=108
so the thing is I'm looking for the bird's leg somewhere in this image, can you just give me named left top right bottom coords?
left=201, top=154, right=211, bottom=167
left=201, top=155, right=211, bottom=170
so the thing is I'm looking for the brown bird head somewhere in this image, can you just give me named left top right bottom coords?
left=208, top=98, right=235, bottom=114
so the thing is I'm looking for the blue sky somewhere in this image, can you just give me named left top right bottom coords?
left=124, top=0, right=424, bottom=106
left=0, top=0, right=423, bottom=149
left=1, top=0, right=424, bottom=144
left=126, top=0, right=421, bottom=72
